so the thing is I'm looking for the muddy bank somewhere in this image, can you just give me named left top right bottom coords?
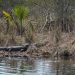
left=0, top=42, right=74, bottom=58
left=25, top=42, right=75, bottom=58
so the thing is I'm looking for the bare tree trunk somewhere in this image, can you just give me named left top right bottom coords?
left=6, top=19, right=9, bottom=34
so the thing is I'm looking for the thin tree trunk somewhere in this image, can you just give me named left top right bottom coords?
left=20, top=19, right=22, bottom=36
left=6, top=19, right=9, bottom=34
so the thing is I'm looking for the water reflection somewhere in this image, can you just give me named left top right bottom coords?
left=0, top=57, right=75, bottom=75
left=51, top=58, right=75, bottom=75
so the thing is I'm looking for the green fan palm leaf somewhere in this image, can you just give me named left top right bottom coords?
left=13, top=5, right=29, bottom=36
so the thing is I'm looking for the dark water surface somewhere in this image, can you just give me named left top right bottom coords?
left=0, top=57, right=75, bottom=75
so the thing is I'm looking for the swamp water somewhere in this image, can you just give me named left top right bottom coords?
left=0, top=57, right=75, bottom=75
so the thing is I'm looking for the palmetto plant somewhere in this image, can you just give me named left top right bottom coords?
left=3, top=10, right=12, bottom=33
left=3, top=10, right=12, bottom=19
left=13, top=5, right=29, bottom=36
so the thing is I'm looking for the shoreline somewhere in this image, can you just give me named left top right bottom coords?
left=0, top=47, right=73, bottom=59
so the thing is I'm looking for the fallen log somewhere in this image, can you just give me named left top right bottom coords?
left=0, top=44, right=30, bottom=52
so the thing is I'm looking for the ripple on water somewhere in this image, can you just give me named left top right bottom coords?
left=0, top=57, right=74, bottom=75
